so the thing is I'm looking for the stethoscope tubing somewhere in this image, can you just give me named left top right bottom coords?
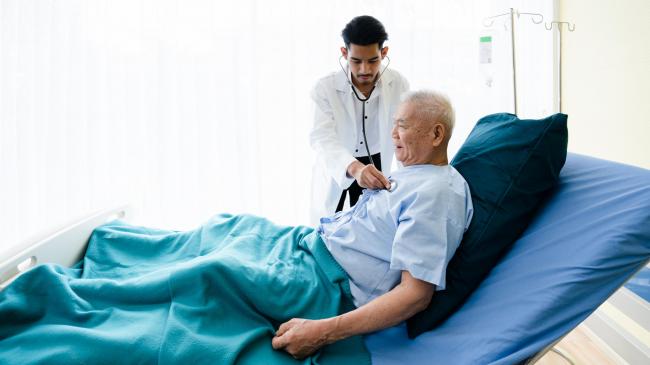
left=338, top=55, right=391, bottom=169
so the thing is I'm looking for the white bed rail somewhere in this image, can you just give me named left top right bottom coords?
left=0, top=205, right=131, bottom=290
left=584, top=276, right=650, bottom=365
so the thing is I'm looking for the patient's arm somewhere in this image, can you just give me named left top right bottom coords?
left=271, top=270, right=433, bottom=359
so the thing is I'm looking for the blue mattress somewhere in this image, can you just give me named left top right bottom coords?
left=365, top=153, right=650, bottom=364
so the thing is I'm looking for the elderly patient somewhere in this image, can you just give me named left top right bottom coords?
left=272, top=90, right=473, bottom=358
left=0, top=90, right=472, bottom=365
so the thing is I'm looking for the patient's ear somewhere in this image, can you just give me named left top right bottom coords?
left=431, top=123, right=446, bottom=147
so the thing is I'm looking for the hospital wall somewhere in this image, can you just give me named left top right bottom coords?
left=560, top=0, right=650, bottom=169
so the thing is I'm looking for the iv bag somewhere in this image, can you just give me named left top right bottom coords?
left=479, top=32, right=495, bottom=88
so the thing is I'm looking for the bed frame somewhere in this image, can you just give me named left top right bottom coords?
left=525, top=268, right=650, bottom=365
left=0, top=205, right=130, bottom=290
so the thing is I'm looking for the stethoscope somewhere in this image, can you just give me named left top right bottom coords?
left=338, top=54, right=391, bottom=169
left=338, top=55, right=397, bottom=192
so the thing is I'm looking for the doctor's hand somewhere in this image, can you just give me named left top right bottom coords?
left=347, top=160, right=391, bottom=190
left=271, top=318, right=332, bottom=359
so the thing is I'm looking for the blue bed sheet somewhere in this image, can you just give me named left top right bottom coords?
left=365, top=153, right=650, bottom=364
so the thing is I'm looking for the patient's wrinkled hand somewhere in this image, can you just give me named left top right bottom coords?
left=271, top=318, right=330, bottom=359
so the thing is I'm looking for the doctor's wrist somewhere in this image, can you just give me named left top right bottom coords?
left=346, top=160, right=364, bottom=179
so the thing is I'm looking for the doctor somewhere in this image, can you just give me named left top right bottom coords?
left=309, top=15, right=410, bottom=224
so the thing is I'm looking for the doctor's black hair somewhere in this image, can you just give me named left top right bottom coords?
left=341, top=15, right=388, bottom=49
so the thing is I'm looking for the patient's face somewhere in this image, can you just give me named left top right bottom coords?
left=392, top=102, right=435, bottom=166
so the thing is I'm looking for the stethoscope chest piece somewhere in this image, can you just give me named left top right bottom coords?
left=387, top=178, right=397, bottom=192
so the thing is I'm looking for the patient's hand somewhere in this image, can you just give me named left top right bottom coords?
left=273, top=272, right=433, bottom=360
left=271, top=318, right=331, bottom=359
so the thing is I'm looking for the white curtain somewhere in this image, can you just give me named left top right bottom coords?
left=0, top=0, right=554, bottom=256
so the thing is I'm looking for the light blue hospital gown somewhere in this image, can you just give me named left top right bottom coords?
left=319, top=164, right=473, bottom=307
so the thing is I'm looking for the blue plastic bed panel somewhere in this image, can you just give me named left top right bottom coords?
left=365, top=153, right=650, bottom=364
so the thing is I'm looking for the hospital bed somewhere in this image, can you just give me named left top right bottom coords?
left=1, top=153, right=649, bottom=364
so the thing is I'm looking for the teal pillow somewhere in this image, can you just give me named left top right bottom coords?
left=406, top=112, right=568, bottom=338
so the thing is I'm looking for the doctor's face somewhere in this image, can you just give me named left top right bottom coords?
left=391, top=102, right=437, bottom=166
left=341, top=43, right=388, bottom=88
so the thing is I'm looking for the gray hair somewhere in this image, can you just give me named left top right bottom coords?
left=401, top=90, right=455, bottom=135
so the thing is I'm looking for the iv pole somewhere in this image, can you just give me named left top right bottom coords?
left=483, top=8, right=544, bottom=116
left=545, top=21, right=575, bottom=113
left=509, top=9, right=518, bottom=115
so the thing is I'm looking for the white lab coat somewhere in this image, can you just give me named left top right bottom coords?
left=309, top=68, right=410, bottom=224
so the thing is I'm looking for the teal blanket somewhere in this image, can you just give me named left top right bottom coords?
left=0, top=214, right=370, bottom=364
